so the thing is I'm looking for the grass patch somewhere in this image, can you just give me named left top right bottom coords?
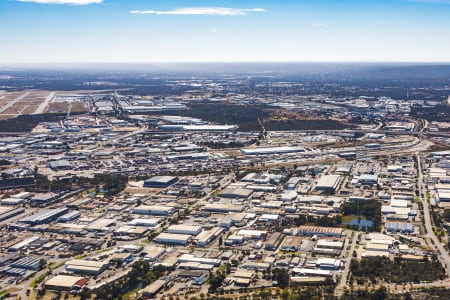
left=121, top=287, right=140, bottom=300
left=29, top=271, right=50, bottom=288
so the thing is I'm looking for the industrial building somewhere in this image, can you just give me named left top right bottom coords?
left=218, top=187, right=253, bottom=199
left=297, top=226, right=343, bottom=237
left=133, top=205, right=175, bottom=216
left=166, top=225, right=203, bottom=236
left=11, top=257, right=42, bottom=270
left=178, top=254, right=221, bottom=266
left=142, top=279, right=167, bottom=299
left=154, top=232, right=192, bottom=245
left=56, top=211, right=81, bottom=223
left=143, top=176, right=178, bottom=188
left=203, top=203, right=245, bottom=213
left=315, top=175, right=341, bottom=192
left=142, top=246, right=166, bottom=261
left=264, top=232, right=285, bottom=250
left=0, top=207, right=25, bottom=222
left=65, top=259, right=109, bottom=275
left=240, top=146, right=304, bottom=156
left=280, top=236, right=302, bottom=252
left=194, top=227, right=225, bottom=247
left=49, top=160, right=72, bottom=170
left=316, top=258, right=342, bottom=270
left=19, top=207, right=69, bottom=225
left=385, top=222, right=413, bottom=233
left=45, top=275, right=89, bottom=291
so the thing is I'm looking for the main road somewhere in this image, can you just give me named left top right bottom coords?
left=417, top=153, right=450, bottom=277
left=335, top=231, right=358, bottom=297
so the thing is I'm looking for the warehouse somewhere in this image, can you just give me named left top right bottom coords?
left=0, top=207, right=25, bottom=222
left=19, top=207, right=69, bottom=225
left=45, top=275, right=89, bottom=291
left=242, top=262, right=271, bottom=270
left=143, top=176, right=178, bottom=188
left=203, top=203, right=245, bottom=212
left=65, top=259, right=108, bottom=275
left=292, top=268, right=332, bottom=277
left=85, top=218, right=116, bottom=232
left=237, top=229, right=267, bottom=239
left=280, top=236, right=302, bottom=252
left=56, top=211, right=81, bottom=223
left=182, top=125, right=238, bottom=131
left=218, top=187, right=253, bottom=199
left=225, top=234, right=244, bottom=245
left=315, top=175, right=341, bottom=192
left=385, top=222, right=413, bottom=233
left=240, top=146, right=304, bottom=156
left=133, top=205, right=175, bottom=216
left=316, top=258, right=341, bottom=270
left=194, top=227, right=225, bottom=247
left=265, top=232, right=285, bottom=251
left=142, top=279, right=166, bottom=299
left=178, top=254, right=221, bottom=266
left=30, top=193, right=59, bottom=207
left=0, top=197, right=25, bottom=206
left=11, top=257, right=42, bottom=270
left=358, top=174, right=379, bottom=185
left=49, top=160, right=72, bottom=171
left=143, top=246, right=166, bottom=261
left=316, top=239, right=344, bottom=250
left=286, top=177, right=301, bottom=190
left=8, top=236, right=40, bottom=252
left=280, top=190, right=297, bottom=202
left=167, top=225, right=203, bottom=236
left=298, top=226, right=343, bottom=237
left=128, top=218, right=161, bottom=227
left=154, top=233, right=192, bottom=245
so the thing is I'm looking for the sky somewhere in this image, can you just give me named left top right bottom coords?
left=1, top=0, right=450, bottom=64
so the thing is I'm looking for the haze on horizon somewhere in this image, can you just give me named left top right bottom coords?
left=2, top=0, right=450, bottom=64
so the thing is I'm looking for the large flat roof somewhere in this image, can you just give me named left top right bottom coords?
left=46, top=275, right=86, bottom=288
left=241, top=146, right=304, bottom=155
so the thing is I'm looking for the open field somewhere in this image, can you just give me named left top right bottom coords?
left=0, top=90, right=90, bottom=120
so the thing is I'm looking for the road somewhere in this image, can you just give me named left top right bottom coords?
left=0, top=91, right=30, bottom=114
left=417, top=153, right=450, bottom=277
left=33, top=91, right=55, bottom=114
left=335, top=231, right=358, bottom=297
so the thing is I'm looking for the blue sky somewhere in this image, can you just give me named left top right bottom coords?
left=1, top=0, right=450, bottom=63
